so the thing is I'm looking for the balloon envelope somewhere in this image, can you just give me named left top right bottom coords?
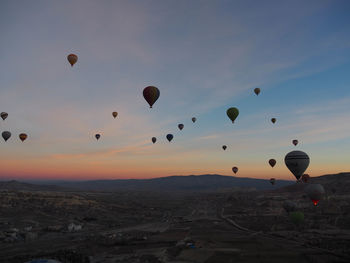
left=232, top=166, right=238, bottom=174
left=270, top=178, right=276, bottom=185
left=283, top=200, right=297, bottom=213
left=2, top=131, right=11, bottom=142
left=19, top=133, right=27, bottom=142
left=112, top=112, right=118, bottom=118
left=284, top=150, right=310, bottom=181
left=269, top=159, right=276, bottom=167
left=67, top=54, right=78, bottom=67
left=254, top=88, right=260, bottom=95
left=305, top=184, right=325, bottom=206
left=166, top=134, right=173, bottom=142
left=143, top=86, right=160, bottom=108
left=292, top=139, right=298, bottom=146
left=1, top=112, right=8, bottom=120
left=178, top=124, right=184, bottom=130
left=95, top=134, right=101, bottom=140
left=271, top=118, right=276, bottom=124
left=222, top=145, right=227, bottom=150
left=192, top=117, right=196, bottom=123
left=227, top=107, right=239, bottom=123
left=301, top=174, right=310, bottom=183
left=289, top=211, right=304, bottom=226
left=152, top=137, right=156, bottom=144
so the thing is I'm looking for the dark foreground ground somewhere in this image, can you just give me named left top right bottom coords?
left=1, top=187, right=350, bottom=263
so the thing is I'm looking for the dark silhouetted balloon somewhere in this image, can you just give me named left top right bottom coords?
left=270, top=178, right=276, bottom=185
left=166, top=134, right=173, bottom=142
left=232, top=166, right=238, bottom=174
left=178, top=124, right=184, bottom=130
left=271, top=118, right=276, bottom=124
left=143, top=86, right=160, bottom=108
left=254, top=88, right=260, bottom=95
left=292, top=139, right=298, bottom=146
left=95, top=134, right=101, bottom=140
left=301, top=174, right=310, bottom=183
left=285, top=150, right=309, bottom=181
left=1, top=112, right=8, bottom=120
left=2, top=131, right=11, bottom=142
left=19, top=133, right=27, bottom=142
left=289, top=211, right=304, bottom=226
left=269, top=159, right=276, bottom=168
left=67, top=54, right=78, bottom=67
left=152, top=137, right=156, bottom=144
left=305, top=184, right=325, bottom=206
left=112, top=112, right=118, bottom=118
left=222, top=145, right=227, bottom=150
left=283, top=200, right=297, bottom=214
left=192, top=117, right=196, bottom=123
left=227, top=107, right=239, bottom=123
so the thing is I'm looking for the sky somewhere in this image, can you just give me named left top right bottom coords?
left=0, top=0, right=349, bottom=181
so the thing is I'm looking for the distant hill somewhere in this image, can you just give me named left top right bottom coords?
left=0, top=180, right=68, bottom=192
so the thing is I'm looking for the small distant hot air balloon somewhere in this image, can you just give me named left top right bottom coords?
left=301, top=174, right=310, bottom=183
left=192, top=117, right=196, bottom=123
left=95, top=134, right=101, bottom=140
left=222, top=145, right=227, bottom=150
left=284, top=151, right=310, bottom=181
left=227, top=107, right=239, bottom=123
left=143, top=86, right=160, bottom=108
left=305, top=184, right=325, bottom=206
left=152, top=137, right=157, bottom=144
left=19, top=133, right=27, bottom=142
left=283, top=200, right=297, bottom=214
left=289, top=211, right=304, bottom=226
left=67, top=54, right=78, bottom=67
left=112, top=112, right=118, bottom=118
left=232, top=166, right=238, bottom=174
left=270, top=178, right=276, bottom=185
left=269, top=159, right=276, bottom=168
left=271, top=118, right=276, bottom=124
left=178, top=124, right=184, bottom=130
left=1, top=112, right=8, bottom=120
left=2, top=131, right=11, bottom=142
left=292, top=139, right=298, bottom=146
left=166, top=134, right=173, bottom=142
left=254, top=88, right=260, bottom=95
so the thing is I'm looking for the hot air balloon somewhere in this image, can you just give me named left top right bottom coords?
left=152, top=137, right=157, bottom=144
left=271, top=118, right=276, bottom=124
left=269, top=159, right=276, bottom=168
left=67, top=54, right=78, bottom=67
left=192, top=117, right=196, bottom=123
left=270, top=178, right=276, bottom=185
left=95, top=134, right=101, bottom=140
left=166, top=134, right=173, bottom=142
left=2, top=131, right=11, bottom=142
left=112, top=112, right=118, bottom=118
left=301, top=174, right=310, bottom=183
left=292, top=139, right=298, bottom=146
left=232, top=166, right=238, bottom=174
left=222, top=145, right=227, bottom=150
left=254, top=88, right=260, bottom=95
left=227, top=107, right=239, bottom=123
left=283, top=200, right=297, bottom=214
left=305, top=184, right=325, bottom=206
left=289, top=211, right=304, bottom=226
left=284, top=150, right=309, bottom=181
left=1, top=112, right=8, bottom=120
left=19, top=133, right=27, bottom=142
left=143, top=86, right=160, bottom=108
left=178, top=124, right=184, bottom=130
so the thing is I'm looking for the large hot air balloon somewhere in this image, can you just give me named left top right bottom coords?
left=301, top=174, right=310, bottom=183
left=271, top=118, right=276, bottom=124
left=143, top=86, right=160, bottom=108
left=166, top=134, right=173, bottom=142
left=67, top=54, right=78, bottom=67
left=292, top=139, right=298, bottom=146
left=222, top=145, right=227, bottom=150
left=152, top=137, right=157, bottom=144
left=178, top=124, right=184, bottom=130
left=305, top=184, right=325, bottom=206
left=289, top=211, right=304, bottom=226
left=283, top=200, right=297, bottom=214
left=192, top=117, right=196, bottom=123
left=112, top=112, right=118, bottom=118
left=270, top=178, right=276, bottom=185
left=2, top=131, right=11, bottom=142
left=19, top=133, right=27, bottom=142
left=227, top=107, right=239, bottom=123
left=269, top=159, right=276, bottom=168
left=284, top=150, right=310, bottom=181
left=1, top=112, right=8, bottom=120
left=232, top=166, right=238, bottom=174
left=95, top=134, right=101, bottom=140
left=254, top=88, right=260, bottom=96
